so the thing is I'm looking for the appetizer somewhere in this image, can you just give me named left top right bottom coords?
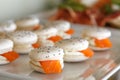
left=82, top=28, right=112, bottom=51
left=15, top=16, right=42, bottom=31
left=0, top=21, right=16, bottom=33
left=35, top=27, right=62, bottom=47
left=55, top=38, right=94, bottom=62
left=0, top=39, right=19, bottom=64
left=45, top=20, right=74, bottom=39
left=29, top=46, right=64, bottom=74
left=7, top=31, right=40, bottom=54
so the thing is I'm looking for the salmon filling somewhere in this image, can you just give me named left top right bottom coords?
left=39, top=60, right=62, bottom=74
left=48, top=36, right=63, bottom=43
left=80, top=48, right=94, bottom=57
left=33, top=24, right=41, bottom=30
left=65, top=28, right=74, bottom=35
left=0, top=51, right=19, bottom=62
left=32, top=42, right=40, bottom=48
left=94, top=38, right=112, bottom=48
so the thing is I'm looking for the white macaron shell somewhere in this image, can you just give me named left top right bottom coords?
left=29, top=46, right=64, bottom=61
left=0, top=21, right=16, bottom=32
left=85, top=28, right=111, bottom=40
left=8, top=31, right=38, bottom=44
left=0, top=39, right=13, bottom=54
left=16, top=17, right=39, bottom=27
left=0, top=56, right=9, bottom=64
left=35, top=27, right=57, bottom=39
left=46, top=20, right=70, bottom=31
left=55, top=38, right=89, bottom=51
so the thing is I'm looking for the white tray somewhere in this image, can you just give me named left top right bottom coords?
left=0, top=24, right=120, bottom=80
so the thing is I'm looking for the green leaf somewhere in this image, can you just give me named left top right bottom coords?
left=112, top=0, right=120, bottom=6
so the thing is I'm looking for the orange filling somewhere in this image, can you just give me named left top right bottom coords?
left=1, top=51, right=19, bottom=62
left=94, top=38, right=112, bottom=48
left=80, top=48, right=94, bottom=57
left=40, top=60, right=62, bottom=74
left=65, top=28, right=74, bottom=35
left=32, top=42, right=40, bottom=48
left=33, top=24, right=41, bottom=30
left=47, top=36, right=63, bottom=43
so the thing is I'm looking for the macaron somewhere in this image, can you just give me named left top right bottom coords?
left=81, top=28, right=112, bottom=51
left=55, top=38, right=94, bottom=62
left=15, top=16, right=42, bottom=31
left=0, top=39, right=19, bottom=65
left=45, top=20, right=74, bottom=39
left=7, top=31, right=40, bottom=54
left=29, top=46, right=64, bottom=74
left=0, top=21, right=16, bottom=33
left=35, top=27, right=62, bottom=47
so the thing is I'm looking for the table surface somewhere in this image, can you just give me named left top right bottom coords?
left=0, top=11, right=120, bottom=80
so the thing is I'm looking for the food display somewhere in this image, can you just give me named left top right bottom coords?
left=81, top=28, right=112, bottom=51
left=0, top=39, right=19, bottom=64
left=55, top=38, right=94, bottom=62
left=49, top=0, right=120, bottom=28
left=29, top=46, right=64, bottom=74
left=7, top=31, right=40, bottom=54
left=45, top=20, right=74, bottom=39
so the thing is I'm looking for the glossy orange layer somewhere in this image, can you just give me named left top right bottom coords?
left=48, top=36, right=63, bottom=43
left=1, top=51, right=19, bottom=62
left=95, top=38, right=112, bottom=48
left=81, top=48, right=94, bottom=57
left=32, top=42, right=40, bottom=48
left=40, top=60, right=62, bottom=74
left=65, top=28, right=74, bottom=35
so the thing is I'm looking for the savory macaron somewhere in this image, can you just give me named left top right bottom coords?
left=15, top=16, right=42, bottom=31
left=0, top=21, right=16, bottom=33
left=35, top=27, right=62, bottom=47
left=7, top=31, right=40, bottom=54
left=81, top=28, right=112, bottom=51
left=29, top=46, right=64, bottom=74
left=45, top=20, right=74, bottom=39
left=55, top=38, right=94, bottom=62
left=0, top=39, right=19, bottom=65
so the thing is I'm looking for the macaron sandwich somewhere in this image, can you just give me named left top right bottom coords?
left=29, top=46, right=64, bottom=74
left=0, top=39, right=19, bottom=65
left=55, top=38, right=94, bottom=62
left=7, top=31, right=40, bottom=54
left=15, top=16, right=41, bottom=31
left=81, top=28, right=112, bottom=51
left=35, top=27, right=62, bottom=47
left=45, top=20, right=74, bottom=39
left=0, top=21, right=16, bottom=33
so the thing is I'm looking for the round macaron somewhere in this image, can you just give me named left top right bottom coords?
left=29, top=46, right=64, bottom=74
left=55, top=38, right=94, bottom=62
left=45, top=20, right=74, bottom=39
left=7, top=31, right=40, bottom=54
left=35, top=27, right=62, bottom=47
left=81, top=28, right=112, bottom=51
left=0, top=39, right=19, bottom=65
left=0, top=21, right=16, bottom=33
left=15, top=16, right=41, bottom=31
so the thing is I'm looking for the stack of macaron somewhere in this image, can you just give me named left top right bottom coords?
left=81, top=28, right=112, bottom=51
left=7, top=31, right=40, bottom=54
left=35, top=27, right=63, bottom=47
left=0, top=21, right=17, bottom=33
left=29, top=46, right=64, bottom=74
left=15, top=16, right=42, bottom=31
left=0, top=39, right=19, bottom=64
left=55, top=38, right=94, bottom=62
left=45, top=20, right=74, bottom=39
